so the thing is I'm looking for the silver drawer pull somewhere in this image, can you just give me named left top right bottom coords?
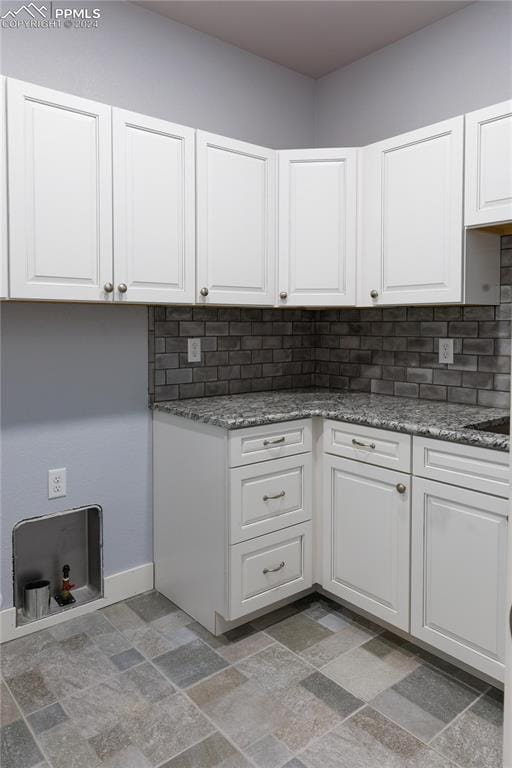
left=263, top=561, right=285, bottom=575
left=263, top=436, right=286, bottom=446
left=352, top=438, right=376, bottom=449
left=263, top=490, right=285, bottom=502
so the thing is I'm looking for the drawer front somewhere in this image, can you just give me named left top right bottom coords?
left=229, top=419, right=312, bottom=467
left=413, top=437, right=510, bottom=498
left=230, top=454, right=312, bottom=543
left=228, top=522, right=312, bottom=619
left=323, top=420, right=411, bottom=473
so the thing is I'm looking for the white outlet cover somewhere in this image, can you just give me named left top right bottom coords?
left=48, top=468, right=67, bottom=499
left=438, top=338, right=454, bottom=365
left=188, top=338, right=201, bottom=363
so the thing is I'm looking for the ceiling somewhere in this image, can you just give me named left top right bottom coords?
left=134, top=0, right=474, bottom=78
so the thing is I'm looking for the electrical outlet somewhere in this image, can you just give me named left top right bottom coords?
left=438, top=338, right=454, bottom=364
left=48, top=468, right=66, bottom=499
left=188, top=338, right=201, bottom=363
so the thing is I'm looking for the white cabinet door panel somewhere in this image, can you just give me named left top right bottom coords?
left=196, top=131, right=276, bottom=305
left=278, top=148, right=356, bottom=306
left=412, top=477, right=507, bottom=680
left=8, top=79, right=113, bottom=301
left=358, top=117, right=463, bottom=306
left=323, top=455, right=410, bottom=630
left=0, top=76, right=7, bottom=299
left=113, top=109, right=195, bottom=303
left=465, top=100, right=512, bottom=226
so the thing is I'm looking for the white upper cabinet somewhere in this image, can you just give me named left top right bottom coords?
left=113, top=109, right=195, bottom=304
left=8, top=79, right=113, bottom=301
left=278, top=149, right=357, bottom=306
left=196, top=131, right=276, bottom=305
left=358, top=117, right=464, bottom=306
left=465, top=100, right=512, bottom=227
left=0, top=76, right=7, bottom=299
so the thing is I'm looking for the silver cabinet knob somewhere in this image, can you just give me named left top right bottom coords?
left=280, top=291, right=288, bottom=300
left=370, top=289, right=379, bottom=299
left=118, top=283, right=128, bottom=294
left=103, top=282, right=114, bottom=293
left=200, top=287, right=209, bottom=297
left=396, top=483, right=407, bottom=494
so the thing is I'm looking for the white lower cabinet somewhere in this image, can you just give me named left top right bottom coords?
left=153, top=411, right=312, bottom=634
left=155, top=411, right=508, bottom=680
left=323, top=455, right=411, bottom=631
left=412, top=477, right=508, bottom=679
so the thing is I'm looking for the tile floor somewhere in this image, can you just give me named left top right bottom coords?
left=0, top=591, right=504, bottom=768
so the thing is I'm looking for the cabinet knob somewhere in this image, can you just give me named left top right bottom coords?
left=118, top=283, right=128, bottom=294
left=280, top=291, right=288, bottom=300
left=396, top=483, right=407, bottom=494
left=200, top=287, right=209, bottom=297
left=370, top=289, right=379, bottom=299
left=103, top=282, right=114, bottom=293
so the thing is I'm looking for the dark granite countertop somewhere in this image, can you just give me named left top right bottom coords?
left=151, top=390, right=510, bottom=451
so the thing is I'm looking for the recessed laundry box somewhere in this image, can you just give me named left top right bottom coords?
left=12, top=505, right=103, bottom=626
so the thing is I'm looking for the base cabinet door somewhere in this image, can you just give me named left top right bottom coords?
left=358, top=117, right=463, bottom=306
left=0, top=76, right=7, bottom=299
left=278, top=148, right=356, bottom=306
left=8, top=79, right=113, bottom=301
left=113, top=109, right=195, bottom=304
left=196, top=131, right=276, bottom=305
left=412, top=477, right=507, bottom=680
left=465, top=100, right=512, bottom=226
left=323, top=455, right=410, bottom=631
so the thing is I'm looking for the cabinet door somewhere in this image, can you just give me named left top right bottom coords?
left=0, top=76, right=7, bottom=299
left=196, top=131, right=276, bottom=305
left=113, top=109, right=195, bottom=304
left=278, top=149, right=356, bottom=306
left=358, top=117, right=463, bottom=306
left=323, top=455, right=410, bottom=630
left=412, top=477, right=507, bottom=680
left=465, top=101, right=512, bottom=226
left=8, top=79, right=113, bottom=301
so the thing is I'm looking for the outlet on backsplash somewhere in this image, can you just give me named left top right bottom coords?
left=438, top=339, right=454, bottom=364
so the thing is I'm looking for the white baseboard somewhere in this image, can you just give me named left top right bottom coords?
left=0, top=562, right=154, bottom=643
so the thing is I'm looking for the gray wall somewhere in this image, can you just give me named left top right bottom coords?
left=0, top=303, right=153, bottom=609
left=0, top=1, right=316, bottom=610
left=315, top=1, right=512, bottom=147
left=0, top=0, right=315, bottom=149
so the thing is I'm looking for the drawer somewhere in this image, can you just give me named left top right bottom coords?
left=413, top=437, right=510, bottom=498
left=229, top=454, right=312, bottom=543
left=229, top=419, right=312, bottom=467
left=323, top=420, right=411, bottom=473
left=228, top=522, right=312, bottom=620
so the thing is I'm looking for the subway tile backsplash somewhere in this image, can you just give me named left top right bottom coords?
left=149, top=236, right=511, bottom=406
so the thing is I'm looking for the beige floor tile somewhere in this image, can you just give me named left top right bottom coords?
left=322, top=636, right=419, bottom=701
left=236, top=644, right=313, bottom=693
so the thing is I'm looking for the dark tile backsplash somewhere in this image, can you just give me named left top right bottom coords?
left=149, top=236, right=511, bottom=407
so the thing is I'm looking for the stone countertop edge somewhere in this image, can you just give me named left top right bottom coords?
left=151, top=390, right=510, bottom=452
